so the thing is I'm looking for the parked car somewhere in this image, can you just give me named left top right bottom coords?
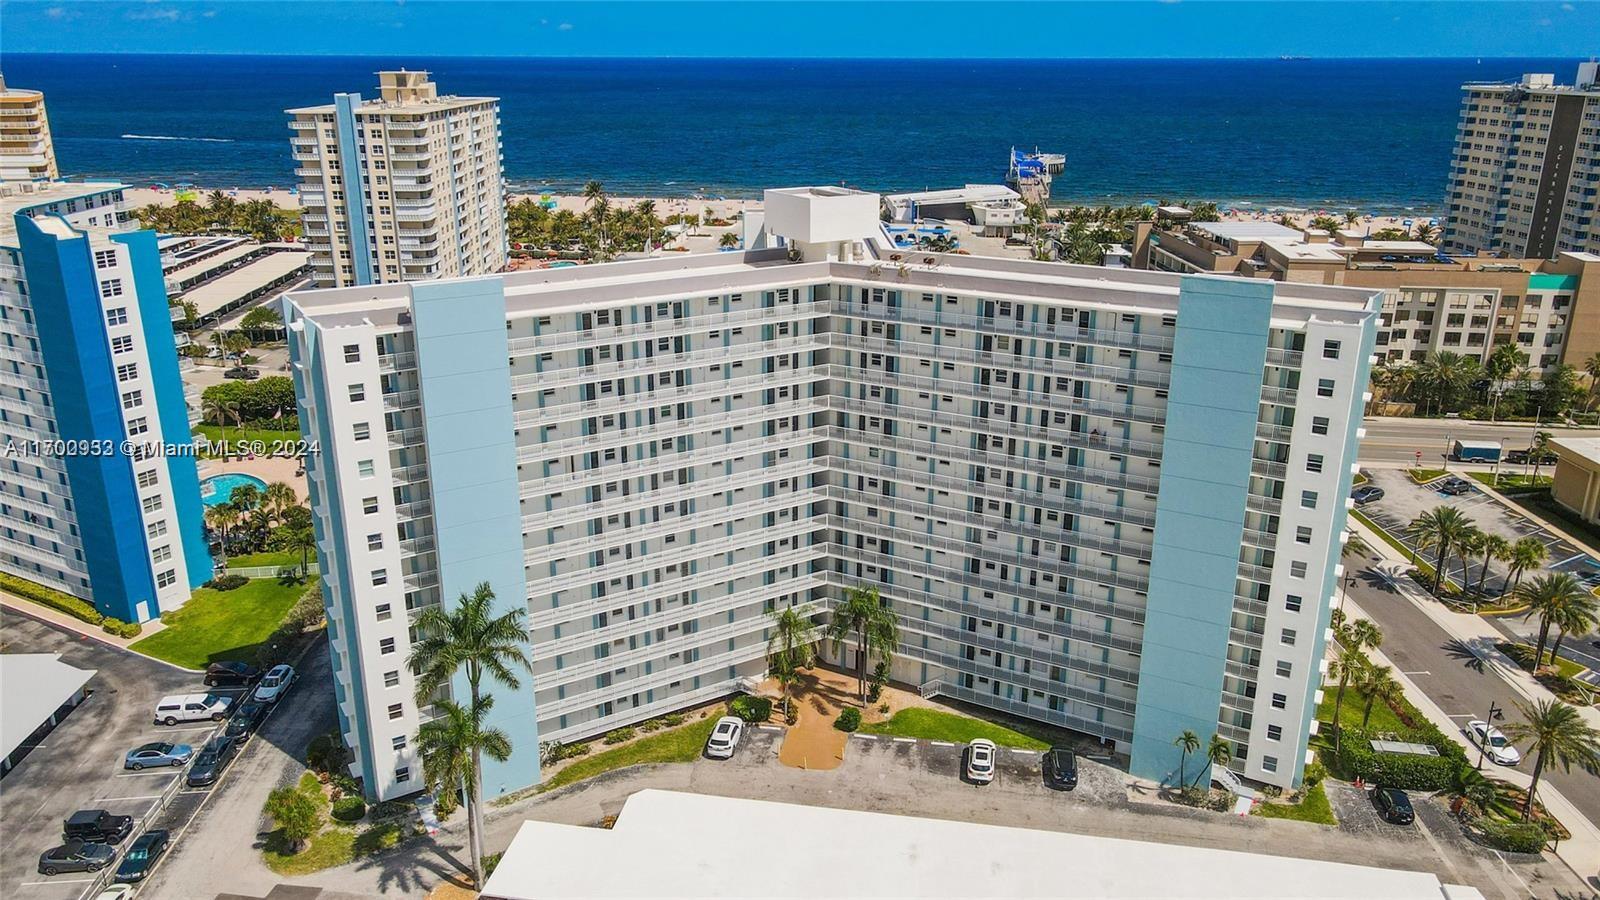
left=94, top=885, right=136, bottom=900
left=966, top=738, right=997, bottom=784
left=186, top=735, right=240, bottom=787
left=224, top=366, right=261, bottom=380
left=1351, top=485, right=1385, bottom=504
left=38, top=841, right=116, bottom=876
left=1439, top=478, right=1472, bottom=496
left=1468, top=719, right=1522, bottom=766
left=704, top=716, right=744, bottom=759
left=1043, top=745, right=1078, bottom=790
left=63, top=809, right=133, bottom=844
left=204, top=661, right=260, bottom=687
left=1506, top=449, right=1557, bottom=466
left=112, top=829, right=169, bottom=883
left=1374, top=787, right=1415, bottom=825
left=225, top=699, right=270, bottom=743
left=252, top=664, right=296, bottom=703
left=124, top=741, right=194, bottom=770
left=154, top=692, right=232, bottom=725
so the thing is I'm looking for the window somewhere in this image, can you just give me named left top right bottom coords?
left=376, top=603, right=392, bottom=621
left=1281, top=628, right=1298, bottom=646
left=353, top=422, right=370, bottom=441
left=391, top=735, right=407, bottom=751
left=156, top=569, right=176, bottom=588
left=384, top=670, right=401, bottom=688
left=1266, top=725, right=1282, bottom=741
left=1300, top=490, right=1318, bottom=509
left=1295, top=526, right=1312, bottom=545
left=1284, top=594, right=1303, bottom=613
left=121, top=390, right=142, bottom=410
left=141, top=495, right=163, bottom=514
left=371, top=568, right=388, bottom=586
left=136, top=468, right=159, bottom=488
left=387, top=703, right=403, bottom=720
left=367, top=533, right=383, bottom=551
left=127, top=416, right=148, bottom=436
left=1262, top=755, right=1279, bottom=773
left=348, top=384, right=366, bottom=402
left=152, top=545, right=172, bottom=563
left=1316, top=378, right=1335, bottom=398
left=99, top=278, right=124, bottom=298
left=1271, top=692, right=1288, bottom=709
left=106, top=307, right=127, bottom=326
left=394, top=766, right=411, bottom=783
left=363, top=496, right=380, bottom=514
left=343, top=343, right=361, bottom=363
left=1311, top=416, right=1329, bottom=435
left=1275, top=661, right=1293, bottom=678
left=1306, top=454, right=1324, bottom=474
left=1290, top=561, right=1308, bottom=578
left=1322, top=340, right=1341, bottom=359
left=358, top=459, right=375, bottom=478
left=93, top=249, right=118, bottom=269
left=116, top=363, right=138, bottom=382
left=110, top=335, right=134, bottom=355
left=379, top=637, right=396, bottom=655
left=147, top=519, right=168, bottom=539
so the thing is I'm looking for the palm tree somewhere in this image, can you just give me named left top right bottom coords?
left=1548, top=592, right=1600, bottom=669
left=1517, top=573, right=1589, bottom=669
left=286, top=525, right=317, bottom=577
left=1504, top=537, right=1550, bottom=598
left=264, top=481, right=298, bottom=525
left=1412, top=220, right=1438, bottom=244
left=1346, top=618, right=1384, bottom=655
left=765, top=606, right=815, bottom=717
left=231, top=483, right=262, bottom=515
left=1436, top=763, right=1509, bottom=818
left=1485, top=344, right=1527, bottom=420
left=1172, top=730, right=1201, bottom=788
left=1342, top=532, right=1372, bottom=560
left=1584, top=352, right=1600, bottom=410
left=1529, top=430, right=1553, bottom=484
left=582, top=180, right=609, bottom=254
left=1200, top=734, right=1233, bottom=787
left=825, top=585, right=900, bottom=702
left=408, top=582, right=532, bottom=891
left=415, top=694, right=512, bottom=884
left=1326, top=654, right=1365, bottom=750
left=1455, top=529, right=1485, bottom=594
left=1405, top=506, right=1476, bottom=594
left=202, top=396, right=240, bottom=450
left=204, top=504, right=235, bottom=549
left=1473, top=533, right=1512, bottom=598
left=1356, top=662, right=1401, bottom=730
left=1501, top=699, right=1600, bottom=822
left=718, top=232, right=739, bottom=249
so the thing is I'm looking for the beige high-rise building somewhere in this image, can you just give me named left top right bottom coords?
left=0, top=74, right=60, bottom=183
left=287, top=70, right=507, bottom=288
left=1441, top=61, right=1600, bottom=260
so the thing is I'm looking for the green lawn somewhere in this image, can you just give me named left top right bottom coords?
left=227, top=550, right=316, bottom=569
left=860, top=707, right=1051, bottom=750
left=1315, top=680, right=1409, bottom=734
left=537, top=712, right=722, bottom=794
left=1409, top=468, right=1448, bottom=483
left=1498, top=642, right=1587, bottom=679
left=1254, top=783, right=1337, bottom=825
left=131, top=576, right=316, bottom=669
left=1464, top=472, right=1552, bottom=493
left=192, top=424, right=304, bottom=458
left=262, top=773, right=405, bottom=876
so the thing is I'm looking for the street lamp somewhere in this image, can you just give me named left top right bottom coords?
left=1474, top=700, right=1503, bottom=771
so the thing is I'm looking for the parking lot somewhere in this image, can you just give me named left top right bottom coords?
left=0, top=608, right=266, bottom=900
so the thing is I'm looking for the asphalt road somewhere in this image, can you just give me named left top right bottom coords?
left=1342, top=550, right=1600, bottom=831
left=1358, top=417, right=1600, bottom=466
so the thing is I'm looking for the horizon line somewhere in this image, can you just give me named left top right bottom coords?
left=2, top=51, right=1585, bottom=62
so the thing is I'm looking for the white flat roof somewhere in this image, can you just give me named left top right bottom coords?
left=183, top=250, right=310, bottom=317
left=1261, top=239, right=1345, bottom=262
left=0, top=653, right=95, bottom=762
left=1551, top=436, right=1600, bottom=464
left=885, top=184, right=1021, bottom=206
left=481, top=790, right=1483, bottom=900
left=1193, top=221, right=1303, bottom=242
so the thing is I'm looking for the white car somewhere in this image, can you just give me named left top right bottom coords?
left=252, top=664, right=296, bottom=704
left=1468, top=719, right=1521, bottom=766
left=94, top=885, right=136, bottom=900
left=704, top=716, right=744, bottom=759
left=966, top=738, right=997, bottom=784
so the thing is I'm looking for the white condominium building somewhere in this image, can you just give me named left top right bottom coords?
left=286, top=70, right=507, bottom=289
left=0, top=74, right=60, bottom=183
left=285, top=188, right=1378, bottom=803
left=1442, top=61, right=1600, bottom=260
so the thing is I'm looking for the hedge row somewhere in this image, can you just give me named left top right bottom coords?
left=1334, top=725, right=1468, bottom=792
left=1474, top=818, right=1550, bottom=854
left=1, top=572, right=104, bottom=626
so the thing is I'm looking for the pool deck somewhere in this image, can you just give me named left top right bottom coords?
left=197, top=454, right=307, bottom=503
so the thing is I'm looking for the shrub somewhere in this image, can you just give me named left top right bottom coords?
left=730, top=695, right=772, bottom=723
left=564, top=742, right=590, bottom=759
left=834, top=707, right=862, bottom=732
left=371, top=800, right=411, bottom=821
left=1261, top=784, right=1283, bottom=799
left=659, top=713, right=685, bottom=727
left=434, top=788, right=458, bottom=819
left=639, top=718, right=662, bottom=732
left=307, top=731, right=350, bottom=775
left=1, top=573, right=104, bottom=625
left=100, top=617, right=143, bottom=638
left=602, top=727, right=636, bottom=745
left=1302, top=761, right=1327, bottom=789
left=484, top=851, right=504, bottom=879
left=207, top=573, right=249, bottom=591
left=1474, top=818, right=1549, bottom=854
left=331, top=796, right=367, bottom=822
left=1334, top=727, right=1462, bottom=791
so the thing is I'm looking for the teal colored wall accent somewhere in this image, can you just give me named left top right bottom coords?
left=1130, top=276, right=1274, bottom=786
left=410, top=277, right=541, bottom=797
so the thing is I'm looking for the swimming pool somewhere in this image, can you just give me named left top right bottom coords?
left=200, top=472, right=268, bottom=508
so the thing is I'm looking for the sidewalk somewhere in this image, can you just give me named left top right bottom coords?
left=1346, top=516, right=1600, bottom=879
left=0, top=591, right=186, bottom=668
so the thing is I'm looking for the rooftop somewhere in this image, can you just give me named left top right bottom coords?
left=1550, top=436, right=1600, bottom=466
left=183, top=249, right=310, bottom=319
left=0, top=653, right=95, bottom=763
left=0, top=180, right=128, bottom=247
left=1191, top=221, right=1304, bottom=243
left=883, top=184, right=1021, bottom=207
left=481, top=790, right=1484, bottom=900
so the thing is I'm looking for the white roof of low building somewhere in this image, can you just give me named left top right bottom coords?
left=0, top=653, right=95, bottom=762
left=182, top=250, right=310, bottom=318
left=1551, top=436, right=1600, bottom=465
left=1261, top=238, right=1345, bottom=262
left=884, top=184, right=1020, bottom=207
left=1192, top=221, right=1303, bottom=242
left=480, top=790, right=1484, bottom=900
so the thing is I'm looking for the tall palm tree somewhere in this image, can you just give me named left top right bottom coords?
left=1548, top=593, right=1600, bottom=669
left=1342, top=532, right=1372, bottom=560
left=1485, top=344, right=1527, bottom=421
left=1455, top=529, right=1485, bottom=593
left=415, top=694, right=511, bottom=885
left=1201, top=734, right=1233, bottom=787
left=1517, top=573, right=1589, bottom=669
left=1356, top=662, right=1401, bottom=730
left=1529, top=430, right=1554, bottom=484
left=204, top=504, right=235, bottom=549
left=1504, top=537, right=1550, bottom=598
left=202, top=396, right=240, bottom=449
left=1405, top=506, right=1476, bottom=594
left=287, top=525, right=317, bottom=577
left=264, top=481, right=298, bottom=525
left=1584, top=352, right=1600, bottom=410
left=765, top=606, right=815, bottom=717
left=231, top=483, right=262, bottom=515
left=1501, top=699, right=1600, bottom=821
left=1173, top=729, right=1201, bottom=788
left=825, top=585, right=900, bottom=702
left=1474, top=533, right=1512, bottom=598
left=1346, top=619, right=1384, bottom=655
left=408, top=582, right=532, bottom=891
left=1326, top=654, right=1365, bottom=751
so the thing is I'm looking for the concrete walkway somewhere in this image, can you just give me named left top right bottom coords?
left=0, top=591, right=175, bottom=657
left=1348, top=515, right=1600, bottom=881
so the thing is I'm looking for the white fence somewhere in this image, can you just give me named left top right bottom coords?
left=225, top=562, right=320, bottom=579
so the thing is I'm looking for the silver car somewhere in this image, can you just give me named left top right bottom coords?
left=123, top=741, right=193, bottom=770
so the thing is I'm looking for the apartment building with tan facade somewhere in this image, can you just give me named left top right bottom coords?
left=286, top=71, right=507, bottom=288
left=0, top=74, right=60, bottom=183
left=1440, top=61, right=1600, bottom=260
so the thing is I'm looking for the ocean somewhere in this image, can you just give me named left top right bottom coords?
left=0, top=54, right=1582, bottom=211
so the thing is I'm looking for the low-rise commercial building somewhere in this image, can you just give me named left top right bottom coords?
left=882, top=185, right=1026, bottom=236
left=1548, top=436, right=1600, bottom=525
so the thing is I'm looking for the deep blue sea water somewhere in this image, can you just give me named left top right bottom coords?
left=0, top=54, right=1582, bottom=211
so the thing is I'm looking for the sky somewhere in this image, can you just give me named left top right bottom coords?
left=1, top=0, right=1596, bottom=59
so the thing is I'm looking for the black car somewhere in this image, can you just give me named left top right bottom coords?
left=38, top=840, right=116, bottom=876
left=63, top=809, right=133, bottom=844
left=205, top=661, right=260, bottom=687
left=1374, top=787, right=1415, bottom=825
left=1439, top=478, right=1472, bottom=496
left=225, top=699, right=270, bottom=743
left=1506, top=449, right=1557, bottom=466
left=1351, top=485, right=1385, bottom=504
left=224, top=366, right=261, bottom=380
left=113, top=829, right=169, bottom=883
left=1043, top=746, right=1078, bottom=791
left=185, top=735, right=239, bottom=787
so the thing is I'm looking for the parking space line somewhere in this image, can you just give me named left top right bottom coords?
left=1010, top=749, right=1037, bottom=756
left=99, top=793, right=166, bottom=801
left=930, top=741, right=955, bottom=747
left=20, top=879, right=93, bottom=886
left=891, top=737, right=916, bottom=744
left=117, top=769, right=180, bottom=778
left=757, top=724, right=781, bottom=731
left=850, top=734, right=877, bottom=740
left=1402, top=671, right=1431, bottom=675
left=1548, top=552, right=1586, bottom=568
